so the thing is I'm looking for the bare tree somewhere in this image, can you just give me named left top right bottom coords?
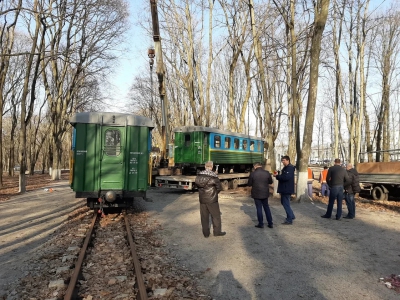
left=219, top=0, right=249, bottom=131
left=41, top=0, right=129, bottom=179
left=331, top=0, right=346, bottom=160
left=157, top=0, right=201, bottom=126
left=297, top=0, right=330, bottom=200
left=249, top=0, right=276, bottom=170
left=18, top=0, right=47, bottom=192
left=372, top=9, right=400, bottom=161
left=0, top=0, right=22, bottom=186
left=272, top=0, right=311, bottom=167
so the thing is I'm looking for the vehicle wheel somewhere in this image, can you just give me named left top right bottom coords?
left=221, top=180, right=229, bottom=191
left=372, top=186, right=387, bottom=201
left=229, top=179, right=239, bottom=189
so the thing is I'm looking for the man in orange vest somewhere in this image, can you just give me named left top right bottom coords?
left=319, top=166, right=330, bottom=197
left=307, top=167, right=314, bottom=198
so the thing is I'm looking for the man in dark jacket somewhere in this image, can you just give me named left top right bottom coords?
left=321, top=158, right=350, bottom=220
left=248, top=162, right=273, bottom=228
left=343, top=163, right=360, bottom=219
left=195, top=161, right=226, bottom=238
left=273, top=155, right=296, bottom=225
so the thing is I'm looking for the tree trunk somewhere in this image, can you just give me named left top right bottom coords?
left=248, top=0, right=275, bottom=173
left=297, top=0, right=330, bottom=201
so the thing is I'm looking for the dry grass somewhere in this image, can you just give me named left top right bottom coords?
left=0, top=172, right=69, bottom=202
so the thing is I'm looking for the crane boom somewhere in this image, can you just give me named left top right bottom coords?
left=150, top=0, right=169, bottom=165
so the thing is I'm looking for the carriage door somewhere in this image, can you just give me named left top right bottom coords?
left=202, top=132, right=209, bottom=163
left=100, top=126, right=125, bottom=190
left=181, top=132, right=194, bottom=162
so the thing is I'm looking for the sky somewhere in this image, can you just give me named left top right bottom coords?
left=104, top=0, right=151, bottom=112
left=106, top=0, right=392, bottom=112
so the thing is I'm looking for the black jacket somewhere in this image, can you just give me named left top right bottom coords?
left=344, top=168, right=361, bottom=194
left=195, top=170, right=222, bottom=204
left=248, top=167, right=273, bottom=199
left=276, top=164, right=295, bottom=194
left=327, top=165, right=349, bottom=187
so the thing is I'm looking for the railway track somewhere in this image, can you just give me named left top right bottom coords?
left=64, top=211, right=148, bottom=300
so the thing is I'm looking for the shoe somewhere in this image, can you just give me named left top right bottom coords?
left=214, top=232, right=226, bottom=236
left=343, top=216, right=354, bottom=219
left=255, top=224, right=264, bottom=228
left=204, top=235, right=210, bottom=238
left=267, top=224, right=273, bottom=228
left=281, top=221, right=292, bottom=225
left=335, top=217, right=341, bottom=221
left=321, top=215, right=331, bottom=218
left=292, top=217, right=296, bottom=220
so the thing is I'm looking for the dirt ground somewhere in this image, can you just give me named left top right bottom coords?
left=1, top=174, right=400, bottom=299
left=143, top=184, right=400, bottom=299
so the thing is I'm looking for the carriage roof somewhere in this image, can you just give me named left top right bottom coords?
left=70, top=112, right=154, bottom=127
left=173, top=126, right=264, bottom=141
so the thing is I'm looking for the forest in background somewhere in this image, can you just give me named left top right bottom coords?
left=130, top=0, right=399, bottom=168
left=1, top=0, right=399, bottom=197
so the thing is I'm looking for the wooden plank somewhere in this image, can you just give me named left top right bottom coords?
left=357, top=162, right=400, bottom=174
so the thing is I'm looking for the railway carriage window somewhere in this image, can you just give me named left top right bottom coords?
left=225, top=137, right=231, bottom=149
left=214, top=135, right=221, bottom=148
left=250, top=141, right=254, bottom=151
left=185, top=134, right=191, bottom=147
left=234, top=138, right=240, bottom=149
left=243, top=140, right=248, bottom=150
left=104, top=129, right=121, bottom=156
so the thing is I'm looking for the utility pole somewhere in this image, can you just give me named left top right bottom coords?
left=148, top=47, right=155, bottom=121
left=150, top=0, right=169, bottom=167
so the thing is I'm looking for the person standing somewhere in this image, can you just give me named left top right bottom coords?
left=274, top=155, right=296, bottom=225
left=321, top=158, right=349, bottom=220
left=319, top=166, right=330, bottom=198
left=307, top=167, right=314, bottom=198
left=343, top=163, right=360, bottom=219
left=195, top=161, right=226, bottom=237
left=248, top=162, right=274, bottom=228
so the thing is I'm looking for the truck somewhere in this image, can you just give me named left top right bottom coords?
left=155, top=172, right=251, bottom=191
left=357, top=161, right=400, bottom=200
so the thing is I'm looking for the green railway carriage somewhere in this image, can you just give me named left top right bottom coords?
left=69, top=112, right=154, bottom=210
left=173, top=126, right=265, bottom=174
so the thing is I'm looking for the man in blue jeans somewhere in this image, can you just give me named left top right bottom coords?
left=321, top=158, right=350, bottom=220
left=274, top=156, right=296, bottom=225
left=248, top=162, right=274, bottom=228
left=343, top=163, right=360, bottom=219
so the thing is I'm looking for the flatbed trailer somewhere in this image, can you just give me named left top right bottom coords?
left=357, top=162, right=400, bottom=200
left=155, top=172, right=251, bottom=191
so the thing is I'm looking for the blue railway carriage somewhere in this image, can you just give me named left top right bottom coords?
left=173, top=126, right=265, bottom=174
left=69, top=112, right=154, bottom=211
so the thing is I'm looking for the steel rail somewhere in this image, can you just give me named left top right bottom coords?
left=64, top=213, right=98, bottom=300
left=124, top=212, right=148, bottom=300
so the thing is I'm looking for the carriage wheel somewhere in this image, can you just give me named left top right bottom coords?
left=229, top=179, right=239, bottom=189
left=221, top=180, right=229, bottom=191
